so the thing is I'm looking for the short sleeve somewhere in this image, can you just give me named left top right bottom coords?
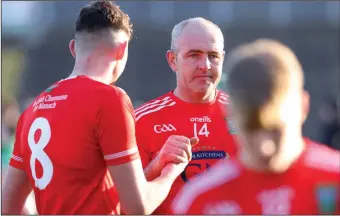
left=97, top=89, right=140, bottom=166
left=9, top=113, right=25, bottom=169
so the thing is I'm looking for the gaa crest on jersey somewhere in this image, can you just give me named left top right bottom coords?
left=315, top=183, right=338, bottom=214
left=153, top=124, right=177, bottom=133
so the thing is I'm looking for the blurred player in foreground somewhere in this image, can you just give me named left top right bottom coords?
left=135, top=17, right=238, bottom=214
left=2, top=1, right=192, bottom=215
left=172, top=39, right=340, bottom=214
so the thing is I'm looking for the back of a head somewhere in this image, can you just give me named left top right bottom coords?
left=75, top=1, right=133, bottom=50
left=224, top=39, right=304, bottom=130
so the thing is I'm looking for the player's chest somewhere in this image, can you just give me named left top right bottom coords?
left=150, top=111, right=236, bottom=148
left=151, top=111, right=237, bottom=182
left=235, top=186, right=317, bottom=214
left=210, top=181, right=335, bottom=214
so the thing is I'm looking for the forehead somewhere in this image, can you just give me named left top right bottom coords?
left=176, top=25, right=224, bottom=53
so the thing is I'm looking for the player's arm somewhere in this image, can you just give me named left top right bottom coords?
left=135, top=120, right=156, bottom=181
left=2, top=166, right=32, bottom=215
left=143, top=152, right=163, bottom=181
left=2, top=113, right=33, bottom=215
left=97, top=90, right=191, bottom=215
left=108, top=156, right=184, bottom=215
left=143, top=137, right=199, bottom=181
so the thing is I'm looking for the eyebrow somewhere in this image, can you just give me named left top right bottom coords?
left=186, top=50, right=221, bottom=55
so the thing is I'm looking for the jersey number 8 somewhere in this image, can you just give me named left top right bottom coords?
left=28, top=117, right=54, bottom=190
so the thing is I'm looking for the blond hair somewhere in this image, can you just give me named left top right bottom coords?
left=225, top=39, right=304, bottom=130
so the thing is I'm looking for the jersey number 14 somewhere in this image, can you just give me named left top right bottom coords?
left=193, top=123, right=210, bottom=137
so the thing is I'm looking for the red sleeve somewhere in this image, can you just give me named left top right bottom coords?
left=97, top=88, right=140, bottom=166
left=9, top=113, right=25, bottom=169
left=135, top=120, right=153, bottom=168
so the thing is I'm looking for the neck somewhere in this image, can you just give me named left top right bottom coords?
left=70, top=56, right=117, bottom=85
left=173, top=87, right=216, bottom=103
left=238, top=136, right=306, bottom=173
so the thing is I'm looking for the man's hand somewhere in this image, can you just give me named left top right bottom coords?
left=156, top=136, right=199, bottom=169
left=144, top=135, right=199, bottom=180
left=160, top=137, right=199, bottom=179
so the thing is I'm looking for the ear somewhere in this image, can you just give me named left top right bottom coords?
left=166, top=50, right=177, bottom=72
left=116, top=41, right=128, bottom=60
left=301, top=90, right=310, bottom=123
left=69, top=39, right=76, bottom=58
left=221, top=50, right=226, bottom=63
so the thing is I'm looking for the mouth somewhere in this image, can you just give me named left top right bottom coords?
left=194, top=76, right=212, bottom=80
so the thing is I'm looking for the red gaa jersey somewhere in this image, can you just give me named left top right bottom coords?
left=9, top=76, right=139, bottom=214
left=172, top=139, right=340, bottom=215
left=135, top=90, right=238, bottom=214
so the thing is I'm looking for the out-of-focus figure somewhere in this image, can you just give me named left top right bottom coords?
left=172, top=39, right=340, bottom=215
left=2, top=97, right=20, bottom=173
left=1, top=97, right=38, bottom=214
left=318, top=97, right=340, bottom=150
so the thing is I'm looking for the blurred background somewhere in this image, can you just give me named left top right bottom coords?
left=2, top=1, right=340, bottom=174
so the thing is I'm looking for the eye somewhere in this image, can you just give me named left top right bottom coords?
left=189, top=53, right=199, bottom=58
left=209, top=54, right=219, bottom=60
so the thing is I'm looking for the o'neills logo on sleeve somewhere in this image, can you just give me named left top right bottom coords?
left=190, top=116, right=212, bottom=123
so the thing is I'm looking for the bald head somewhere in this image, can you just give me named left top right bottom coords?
left=170, top=17, right=224, bottom=52
left=225, top=39, right=305, bottom=130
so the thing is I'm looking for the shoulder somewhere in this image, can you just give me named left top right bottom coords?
left=135, top=91, right=176, bottom=122
left=304, top=138, right=340, bottom=174
left=15, top=110, right=28, bottom=132
left=172, top=159, right=241, bottom=214
left=216, top=90, right=231, bottom=105
left=95, top=85, right=129, bottom=99
left=92, top=85, right=134, bottom=116
left=96, top=85, right=131, bottom=103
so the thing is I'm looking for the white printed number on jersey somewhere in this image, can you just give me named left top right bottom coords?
left=28, top=117, right=54, bottom=190
left=193, top=123, right=210, bottom=137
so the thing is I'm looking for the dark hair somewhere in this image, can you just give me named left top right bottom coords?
left=75, top=1, right=133, bottom=38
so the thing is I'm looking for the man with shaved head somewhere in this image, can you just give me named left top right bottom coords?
left=135, top=17, right=238, bottom=214
left=2, top=1, right=192, bottom=214
left=172, top=39, right=340, bottom=215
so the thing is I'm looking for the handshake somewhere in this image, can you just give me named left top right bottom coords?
left=145, top=135, right=199, bottom=180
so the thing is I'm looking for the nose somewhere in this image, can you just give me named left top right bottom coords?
left=198, top=55, right=211, bottom=71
